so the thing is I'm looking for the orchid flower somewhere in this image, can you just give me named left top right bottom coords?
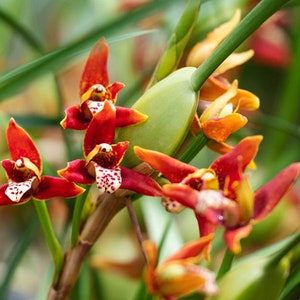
left=134, top=136, right=299, bottom=252
left=59, top=101, right=162, bottom=196
left=135, top=136, right=300, bottom=253
left=61, top=38, right=147, bottom=130
left=0, top=119, right=85, bottom=206
left=143, top=234, right=218, bottom=299
left=186, top=10, right=260, bottom=154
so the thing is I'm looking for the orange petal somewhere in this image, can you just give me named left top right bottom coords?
left=201, top=113, right=248, bottom=143
left=186, top=10, right=241, bottom=66
left=164, top=234, right=214, bottom=263
left=224, top=224, right=253, bottom=253
left=213, top=50, right=254, bottom=76
left=200, top=76, right=260, bottom=111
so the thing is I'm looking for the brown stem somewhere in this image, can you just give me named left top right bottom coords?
left=47, top=190, right=127, bottom=300
left=47, top=163, right=155, bottom=300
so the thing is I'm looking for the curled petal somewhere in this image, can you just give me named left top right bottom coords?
left=200, top=80, right=238, bottom=123
left=34, top=176, right=85, bottom=200
left=134, top=146, right=197, bottom=183
left=6, top=119, right=41, bottom=171
left=116, top=106, right=148, bottom=127
left=0, top=184, right=29, bottom=206
left=58, top=159, right=95, bottom=184
left=107, top=82, right=125, bottom=101
left=83, top=101, right=116, bottom=155
left=200, top=76, right=260, bottom=110
left=223, top=224, right=253, bottom=253
left=60, top=105, right=89, bottom=130
left=165, top=234, right=214, bottom=263
left=253, top=162, right=300, bottom=222
left=80, top=38, right=109, bottom=96
left=210, top=135, right=263, bottom=188
left=120, top=167, right=163, bottom=197
left=201, top=113, right=248, bottom=143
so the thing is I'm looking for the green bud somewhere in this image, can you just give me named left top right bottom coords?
left=117, top=67, right=198, bottom=167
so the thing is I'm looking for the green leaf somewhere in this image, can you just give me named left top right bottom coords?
left=0, top=0, right=182, bottom=101
left=148, top=0, right=202, bottom=87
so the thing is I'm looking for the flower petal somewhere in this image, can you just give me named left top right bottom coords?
left=200, top=76, right=260, bottom=111
left=253, top=162, right=300, bottom=222
left=213, top=50, right=254, bottom=76
left=0, top=184, right=30, bottom=206
left=186, top=9, right=241, bottom=66
left=210, top=135, right=263, bottom=189
left=223, top=224, right=253, bottom=253
left=4, top=178, right=35, bottom=202
left=120, top=167, right=163, bottom=197
left=60, top=105, right=90, bottom=130
left=164, top=234, right=214, bottom=263
left=134, top=146, right=197, bottom=183
left=201, top=113, right=248, bottom=143
left=116, top=106, right=148, bottom=127
left=58, top=159, right=95, bottom=184
left=107, top=82, right=125, bottom=101
left=80, top=38, right=109, bottom=96
left=83, top=101, right=116, bottom=156
left=6, top=119, right=42, bottom=171
left=34, top=176, right=85, bottom=200
left=92, top=163, right=122, bottom=194
left=155, top=263, right=218, bottom=297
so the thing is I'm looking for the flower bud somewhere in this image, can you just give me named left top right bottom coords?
left=117, top=67, right=198, bottom=167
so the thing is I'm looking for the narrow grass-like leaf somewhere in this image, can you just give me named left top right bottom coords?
left=0, top=0, right=182, bottom=101
left=148, top=0, right=202, bottom=87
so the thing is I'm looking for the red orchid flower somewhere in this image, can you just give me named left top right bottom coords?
left=60, top=38, right=147, bottom=130
left=143, top=234, right=218, bottom=300
left=135, top=137, right=300, bottom=253
left=59, top=101, right=162, bottom=197
left=0, top=119, right=85, bottom=206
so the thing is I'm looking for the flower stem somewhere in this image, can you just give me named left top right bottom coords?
left=190, top=0, right=289, bottom=92
left=33, top=200, right=64, bottom=284
left=71, top=185, right=91, bottom=247
left=125, top=197, right=148, bottom=263
left=217, top=248, right=235, bottom=280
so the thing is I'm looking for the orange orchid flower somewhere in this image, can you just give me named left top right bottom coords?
left=143, top=234, right=218, bottom=299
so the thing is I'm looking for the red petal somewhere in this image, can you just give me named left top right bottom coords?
left=223, top=224, right=253, bottom=253
left=58, top=159, right=95, bottom=184
left=60, top=105, right=89, bottom=130
left=113, top=142, right=130, bottom=165
left=162, top=184, right=198, bottom=209
left=120, top=167, right=163, bottom=197
left=195, top=213, right=216, bottom=237
left=116, top=106, right=148, bottom=127
left=80, top=38, right=109, bottom=96
left=253, top=162, right=300, bottom=222
left=83, top=101, right=116, bottom=156
left=134, top=147, right=197, bottom=183
left=6, top=119, right=42, bottom=171
left=34, top=176, right=85, bottom=200
left=1, top=159, right=14, bottom=178
left=210, top=136, right=262, bottom=189
left=107, top=82, right=125, bottom=101
left=0, top=184, right=30, bottom=206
